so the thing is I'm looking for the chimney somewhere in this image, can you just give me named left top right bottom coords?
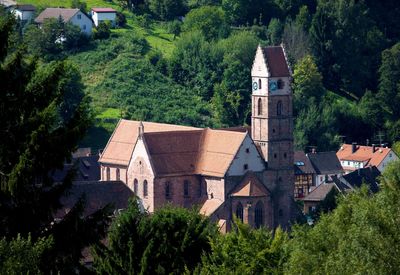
left=372, top=144, right=376, bottom=153
left=138, top=121, right=144, bottom=140
left=352, top=142, right=357, bottom=153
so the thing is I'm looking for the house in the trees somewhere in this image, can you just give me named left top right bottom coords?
left=91, top=8, right=117, bottom=27
left=302, top=166, right=381, bottom=214
left=10, top=4, right=36, bottom=21
left=308, top=151, right=343, bottom=186
left=99, top=45, right=295, bottom=231
left=337, top=143, right=399, bottom=173
left=294, top=151, right=316, bottom=199
left=35, top=8, right=93, bottom=35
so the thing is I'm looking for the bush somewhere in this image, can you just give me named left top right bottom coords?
left=93, top=21, right=111, bottom=40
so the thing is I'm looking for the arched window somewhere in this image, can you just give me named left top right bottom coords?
left=116, top=168, right=120, bottom=181
left=277, top=101, right=282, bottom=116
left=106, top=167, right=110, bottom=181
left=143, top=180, right=148, bottom=197
left=258, top=79, right=262, bottom=89
left=258, top=98, right=262, bottom=115
left=277, top=79, right=284, bottom=89
left=134, top=179, right=138, bottom=194
left=254, top=201, right=263, bottom=228
left=165, top=181, right=171, bottom=198
left=235, top=202, right=243, bottom=222
left=184, top=180, right=190, bottom=197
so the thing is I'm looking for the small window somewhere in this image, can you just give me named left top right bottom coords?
left=277, top=79, right=284, bottom=89
left=134, top=179, right=138, bottom=194
left=284, top=153, right=287, bottom=159
left=257, top=98, right=262, bottom=116
left=244, top=164, right=248, bottom=170
left=274, top=153, right=277, bottom=159
left=278, top=209, right=283, bottom=217
left=83, top=24, right=86, bottom=30
left=272, top=129, right=276, bottom=133
left=258, top=79, right=262, bottom=89
left=184, top=180, right=190, bottom=197
left=116, top=168, right=120, bottom=181
left=277, top=101, right=283, bottom=116
left=143, top=180, right=148, bottom=197
left=246, top=148, right=250, bottom=153
left=106, top=167, right=110, bottom=181
left=255, top=201, right=263, bottom=228
left=236, top=202, right=244, bottom=222
left=165, top=182, right=171, bottom=198
left=77, top=14, right=82, bottom=20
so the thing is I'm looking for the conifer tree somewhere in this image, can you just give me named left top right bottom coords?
left=0, top=8, right=110, bottom=273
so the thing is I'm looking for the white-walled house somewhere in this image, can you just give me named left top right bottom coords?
left=11, top=4, right=36, bottom=21
left=91, top=8, right=117, bottom=27
left=35, top=8, right=93, bottom=35
left=337, top=143, right=399, bottom=173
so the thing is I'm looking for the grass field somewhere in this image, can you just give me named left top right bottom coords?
left=19, top=0, right=120, bottom=9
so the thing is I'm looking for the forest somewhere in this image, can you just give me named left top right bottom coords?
left=1, top=0, right=400, bottom=273
left=16, top=0, right=400, bottom=152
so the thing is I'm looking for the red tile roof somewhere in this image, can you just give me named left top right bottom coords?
left=99, top=120, right=248, bottom=177
left=337, top=144, right=393, bottom=169
left=302, top=183, right=335, bottom=202
left=91, top=8, right=117, bottom=13
left=230, top=172, right=270, bottom=197
left=35, top=8, right=80, bottom=23
left=262, top=46, right=291, bottom=77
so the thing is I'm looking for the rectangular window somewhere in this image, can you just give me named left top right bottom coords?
left=77, top=14, right=82, bottom=19
left=243, top=164, right=248, bottom=170
left=184, top=180, right=190, bottom=197
left=83, top=24, right=86, bottom=30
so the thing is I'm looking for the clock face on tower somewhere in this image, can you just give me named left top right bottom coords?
left=252, top=82, right=258, bottom=91
left=269, top=81, right=277, bottom=92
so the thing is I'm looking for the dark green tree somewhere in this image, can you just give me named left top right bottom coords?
left=93, top=199, right=217, bottom=274
left=267, top=18, right=283, bottom=45
left=146, top=0, right=187, bottom=20
left=183, top=6, right=229, bottom=41
left=0, top=10, right=110, bottom=273
left=198, top=222, right=288, bottom=274
left=286, top=160, right=400, bottom=274
left=0, top=234, right=53, bottom=275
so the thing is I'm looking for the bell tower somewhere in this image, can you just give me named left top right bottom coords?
left=251, top=45, right=294, bottom=228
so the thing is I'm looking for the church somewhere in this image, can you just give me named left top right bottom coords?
left=99, top=45, right=295, bottom=231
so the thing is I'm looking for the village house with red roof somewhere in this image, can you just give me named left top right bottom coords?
left=99, top=45, right=295, bottom=231
left=337, top=143, right=399, bottom=173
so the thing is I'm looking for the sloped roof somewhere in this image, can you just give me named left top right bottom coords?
left=302, top=183, right=335, bottom=202
left=51, top=155, right=100, bottom=183
left=92, top=7, right=116, bottom=13
left=143, top=130, right=203, bottom=176
left=100, top=120, right=248, bottom=177
left=308, top=151, right=343, bottom=175
left=35, top=8, right=82, bottom=23
left=99, top=119, right=198, bottom=166
left=337, top=144, right=393, bottom=168
left=342, top=166, right=381, bottom=193
left=14, top=4, right=35, bottom=11
left=200, top=198, right=223, bottom=216
left=196, top=129, right=247, bottom=177
left=294, top=151, right=316, bottom=175
left=56, top=181, right=134, bottom=218
left=230, top=172, right=270, bottom=197
left=262, top=46, right=291, bottom=77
